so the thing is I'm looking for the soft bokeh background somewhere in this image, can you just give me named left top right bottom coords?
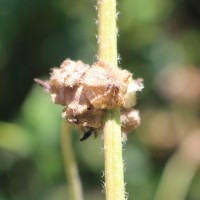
left=1, top=0, right=200, bottom=199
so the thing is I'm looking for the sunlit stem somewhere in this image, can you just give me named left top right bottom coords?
left=97, top=0, right=126, bottom=199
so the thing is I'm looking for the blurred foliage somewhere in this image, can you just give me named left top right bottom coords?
left=0, top=0, right=200, bottom=199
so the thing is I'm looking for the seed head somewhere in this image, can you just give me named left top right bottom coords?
left=34, top=59, right=143, bottom=140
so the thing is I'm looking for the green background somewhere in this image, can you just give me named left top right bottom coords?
left=0, top=0, right=200, bottom=199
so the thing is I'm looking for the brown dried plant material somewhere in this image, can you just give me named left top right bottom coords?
left=34, top=59, right=143, bottom=140
left=63, top=107, right=105, bottom=129
left=51, top=59, right=90, bottom=87
left=49, top=59, right=90, bottom=105
left=121, top=109, right=141, bottom=134
left=124, top=78, right=144, bottom=109
left=83, top=61, right=131, bottom=109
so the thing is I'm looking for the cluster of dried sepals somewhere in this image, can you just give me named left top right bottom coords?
left=35, top=59, right=143, bottom=140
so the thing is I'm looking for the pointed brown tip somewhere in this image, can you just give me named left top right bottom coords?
left=34, top=78, right=50, bottom=91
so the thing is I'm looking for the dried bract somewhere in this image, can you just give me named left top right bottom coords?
left=124, top=78, right=144, bottom=109
left=121, top=109, right=140, bottom=134
left=34, top=59, right=143, bottom=140
left=83, top=61, right=131, bottom=109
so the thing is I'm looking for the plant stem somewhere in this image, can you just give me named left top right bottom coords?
left=154, top=152, right=197, bottom=200
left=97, top=0, right=125, bottom=199
left=61, top=120, right=84, bottom=200
left=97, top=0, right=117, bottom=65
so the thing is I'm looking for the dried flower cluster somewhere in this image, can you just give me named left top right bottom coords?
left=35, top=59, right=143, bottom=140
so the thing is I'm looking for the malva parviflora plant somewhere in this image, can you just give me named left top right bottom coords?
left=34, top=0, right=143, bottom=199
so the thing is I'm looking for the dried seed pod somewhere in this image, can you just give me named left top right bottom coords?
left=83, top=61, right=131, bottom=109
left=34, top=59, right=143, bottom=140
left=65, top=86, right=91, bottom=115
left=124, top=78, right=144, bottom=109
left=49, top=59, right=90, bottom=105
left=63, top=107, right=105, bottom=129
left=50, top=59, right=90, bottom=87
left=121, top=109, right=141, bottom=134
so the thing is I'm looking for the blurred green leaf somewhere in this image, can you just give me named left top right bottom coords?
left=77, top=137, right=104, bottom=172
left=19, top=84, right=62, bottom=147
left=0, top=122, right=32, bottom=157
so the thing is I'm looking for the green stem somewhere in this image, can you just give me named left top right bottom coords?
left=154, top=152, right=197, bottom=200
left=97, top=0, right=117, bottom=65
left=97, top=0, right=125, bottom=199
left=61, top=120, right=84, bottom=200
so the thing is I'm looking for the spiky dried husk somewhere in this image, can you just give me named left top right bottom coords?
left=35, top=59, right=143, bottom=138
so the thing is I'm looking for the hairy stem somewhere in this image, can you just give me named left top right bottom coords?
left=61, top=120, right=84, bottom=200
left=97, top=0, right=125, bottom=199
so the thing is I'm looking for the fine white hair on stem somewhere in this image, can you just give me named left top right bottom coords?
left=95, top=19, right=98, bottom=25
left=117, top=26, right=120, bottom=37
left=101, top=179, right=106, bottom=193
left=116, top=11, right=120, bottom=19
left=117, top=53, right=122, bottom=64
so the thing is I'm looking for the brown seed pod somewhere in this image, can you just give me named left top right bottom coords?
left=34, top=59, right=143, bottom=140
left=82, top=61, right=131, bottom=109
left=63, top=107, right=105, bottom=129
left=124, top=78, right=144, bottom=109
left=121, top=109, right=141, bottom=134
